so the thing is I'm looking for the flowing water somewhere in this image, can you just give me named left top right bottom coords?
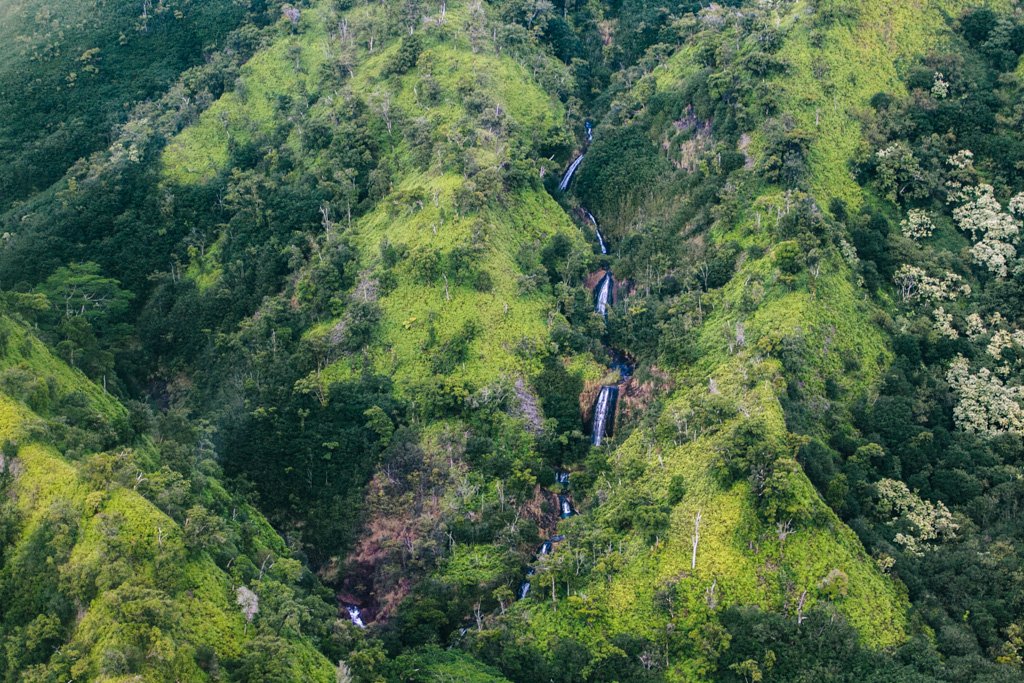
left=591, top=385, right=618, bottom=446
left=345, top=605, right=366, bottom=628
left=558, top=154, right=585, bottom=191
left=583, top=209, right=608, bottom=255
left=517, top=127, right=623, bottom=600
left=595, top=272, right=612, bottom=317
left=515, top=473, right=576, bottom=599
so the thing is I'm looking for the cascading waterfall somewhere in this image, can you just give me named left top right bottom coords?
left=516, top=471, right=576, bottom=600
left=514, top=115, right=629, bottom=602
left=558, top=154, right=585, bottom=191
left=583, top=210, right=608, bottom=255
left=595, top=272, right=613, bottom=317
left=345, top=605, right=366, bottom=628
left=558, top=494, right=576, bottom=518
left=591, top=385, right=618, bottom=446
left=518, top=566, right=535, bottom=599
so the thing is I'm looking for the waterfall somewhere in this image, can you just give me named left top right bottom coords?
left=346, top=605, right=366, bottom=628
left=583, top=210, right=608, bottom=255
left=591, top=385, right=618, bottom=446
left=559, top=494, right=576, bottom=518
left=518, top=478, right=578, bottom=598
left=518, top=566, right=536, bottom=600
left=585, top=121, right=593, bottom=143
left=595, top=273, right=613, bottom=316
left=558, top=154, right=584, bottom=191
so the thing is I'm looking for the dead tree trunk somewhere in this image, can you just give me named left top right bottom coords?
left=691, top=510, right=703, bottom=570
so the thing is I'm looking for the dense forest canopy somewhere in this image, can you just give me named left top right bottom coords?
left=2, top=0, right=1024, bottom=681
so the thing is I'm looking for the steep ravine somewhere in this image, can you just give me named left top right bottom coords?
left=512, top=138, right=635, bottom=604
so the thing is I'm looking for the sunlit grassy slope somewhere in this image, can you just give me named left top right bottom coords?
left=0, top=315, right=334, bottom=681
left=162, top=0, right=598, bottom=392
left=505, top=1, right=996, bottom=677
left=161, top=4, right=333, bottom=185
left=148, top=0, right=982, bottom=676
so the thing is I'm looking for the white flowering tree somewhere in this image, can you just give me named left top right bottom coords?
left=892, top=264, right=971, bottom=303
left=950, top=183, right=1021, bottom=277
left=236, top=586, right=260, bottom=633
left=946, top=355, right=1024, bottom=436
left=900, top=209, right=935, bottom=240
left=933, top=307, right=958, bottom=339
left=874, top=478, right=958, bottom=555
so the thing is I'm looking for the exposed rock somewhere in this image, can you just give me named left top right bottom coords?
left=513, top=378, right=543, bottom=433
left=739, top=132, right=755, bottom=169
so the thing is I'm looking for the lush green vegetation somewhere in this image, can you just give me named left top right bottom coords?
left=0, top=0, right=269, bottom=211
left=0, top=314, right=338, bottom=680
left=4, top=0, right=1024, bottom=680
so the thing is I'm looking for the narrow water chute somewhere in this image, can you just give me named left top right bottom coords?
left=591, top=385, right=618, bottom=446
left=561, top=155, right=585, bottom=192
left=559, top=494, right=576, bottom=518
left=595, top=273, right=612, bottom=317
left=583, top=210, right=608, bottom=255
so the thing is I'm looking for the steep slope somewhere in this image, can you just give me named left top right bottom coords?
left=141, top=0, right=602, bottom=590
left=0, top=313, right=336, bottom=680
left=0, top=0, right=263, bottom=211
left=2, top=0, right=1023, bottom=681
left=473, top=1, right=1007, bottom=679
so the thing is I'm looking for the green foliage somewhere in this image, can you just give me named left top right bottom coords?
left=575, top=127, right=674, bottom=231
left=0, top=0, right=255, bottom=210
left=5, top=0, right=1024, bottom=681
left=0, top=316, right=335, bottom=681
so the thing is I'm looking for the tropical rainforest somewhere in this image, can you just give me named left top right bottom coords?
left=2, top=0, right=1024, bottom=680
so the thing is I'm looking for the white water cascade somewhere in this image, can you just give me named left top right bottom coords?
left=558, top=154, right=585, bottom=191
left=591, top=385, right=618, bottom=446
left=595, top=273, right=612, bottom=317
left=583, top=210, right=608, bottom=255
left=346, top=605, right=366, bottom=628
left=558, top=494, right=576, bottom=518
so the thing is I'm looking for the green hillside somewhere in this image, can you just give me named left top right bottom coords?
left=0, top=314, right=337, bottom=680
left=0, top=0, right=264, bottom=211
left=3, top=0, right=1024, bottom=681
